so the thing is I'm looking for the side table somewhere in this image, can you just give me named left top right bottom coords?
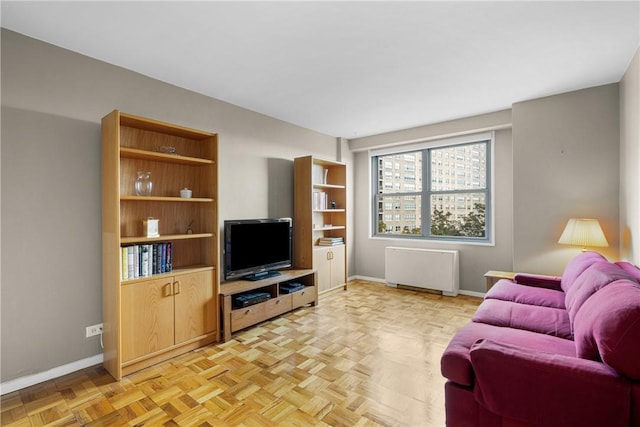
left=484, top=270, right=515, bottom=291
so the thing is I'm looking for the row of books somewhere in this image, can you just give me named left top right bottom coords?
left=313, top=191, right=329, bottom=210
left=318, top=237, right=344, bottom=246
left=121, top=243, right=172, bottom=281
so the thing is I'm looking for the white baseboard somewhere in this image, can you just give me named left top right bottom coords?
left=458, top=289, right=486, bottom=298
left=1, top=353, right=104, bottom=395
left=352, top=275, right=485, bottom=297
left=352, top=275, right=386, bottom=284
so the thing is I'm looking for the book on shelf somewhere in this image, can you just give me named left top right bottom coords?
left=121, top=242, right=173, bottom=280
left=318, top=237, right=344, bottom=246
left=313, top=191, right=328, bottom=210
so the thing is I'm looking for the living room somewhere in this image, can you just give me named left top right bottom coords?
left=2, top=2, right=640, bottom=426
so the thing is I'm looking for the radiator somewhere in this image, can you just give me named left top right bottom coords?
left=385, top=246, right=459, bottom=296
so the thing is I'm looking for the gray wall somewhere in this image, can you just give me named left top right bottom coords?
left=620, top=47, right=640, bottom=263
left=512, top=84, right=620, bottom=275
left=350, top=111, right=514, bottom=293
left=1, top=30, right=344, bottom=382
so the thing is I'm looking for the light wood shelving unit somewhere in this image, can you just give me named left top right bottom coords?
left=102, top=110, right=219, bottom=380
left=294, top=156, right=347, bottom=294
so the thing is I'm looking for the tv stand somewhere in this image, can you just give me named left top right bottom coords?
left=220, top=269, right=317, bottom=342
left=244, top=270, right=282, bottom=281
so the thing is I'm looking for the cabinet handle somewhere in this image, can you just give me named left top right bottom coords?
left=276, top=299, right=280, bottom=304
left=245, top=309, right=251, bottom=315
left=163, top=283, right=172, bottom=297
left=173, top=281, right=181, bottom=295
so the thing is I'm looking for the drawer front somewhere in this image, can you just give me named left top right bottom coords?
left=265, top=294, right=292, bottom=317
left=292, top=286, right=316, bottom=308
left=231, top=303, right=266, bottom=332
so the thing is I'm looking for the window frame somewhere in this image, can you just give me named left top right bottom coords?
left=370, top=132, right=494, bottom=244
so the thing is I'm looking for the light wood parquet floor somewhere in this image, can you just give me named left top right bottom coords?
left=1, top=280, right=481, bottom=427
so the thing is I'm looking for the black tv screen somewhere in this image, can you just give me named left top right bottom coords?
left=224, top=218, right=292, bottom=280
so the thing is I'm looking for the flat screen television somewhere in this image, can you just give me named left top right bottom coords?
left=223, top=218, right=293, bottom=281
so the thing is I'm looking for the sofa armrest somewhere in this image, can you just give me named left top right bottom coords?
left=513, top=273, right=562, bottom=291
left=470, top=339, right=630, bottom=427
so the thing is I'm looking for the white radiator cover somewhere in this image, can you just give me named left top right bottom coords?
left=385, top=246, right=459, bottom=296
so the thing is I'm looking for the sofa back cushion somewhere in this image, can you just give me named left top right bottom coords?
left=615, top=261, right=640, bottom=283
left=574, top=279, right=640, bottom=379
left=560, top=251, right=607, bottom=292
left=565, top=261, right=636, bottom=328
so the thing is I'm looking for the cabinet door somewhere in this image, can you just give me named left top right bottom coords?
left=313, top=246, right=332, bottom=293
left=330, top=244, right=346, bottom=289
left=174, top=270, right=215, bottom=344
left=121, top=277, right=175, bottom=362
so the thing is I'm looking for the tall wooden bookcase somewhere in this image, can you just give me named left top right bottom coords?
left=294, top=156, right=347, bottom=294
left=101, top=110, right=219, bottom=380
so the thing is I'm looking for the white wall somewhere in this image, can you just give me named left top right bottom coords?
left=620, top=46, right=640, bottom=263
left=0, top=29, right=344, bottom=383
left=349, top=111, right=514, bottom=293
left=512, top=84, right=620, bottom=275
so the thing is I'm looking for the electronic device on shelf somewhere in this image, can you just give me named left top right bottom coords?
left=232, top=292, right=272, bottom=308
left=279, top=282, right=304, bottom=294
left=223, top=218, right=293, bottom=281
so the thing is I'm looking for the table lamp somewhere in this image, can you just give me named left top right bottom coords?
left=558, top=218, right=608, bottom=251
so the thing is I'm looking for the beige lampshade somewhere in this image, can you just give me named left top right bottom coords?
left=558, top=218, right=609, bottom=248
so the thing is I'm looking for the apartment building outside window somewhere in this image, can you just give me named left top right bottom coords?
left=371, top=133, right=492, bottom=243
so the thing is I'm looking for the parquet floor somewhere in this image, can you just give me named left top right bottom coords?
left=1, top=280, right=481, bottom=427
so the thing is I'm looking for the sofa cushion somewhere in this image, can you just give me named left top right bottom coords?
left=514, top=273, right=562, bottom=290
left=565, top=261, right=636, bottom=329
left=485, top=279, right=565, bottom=309
left=615, top=261, right=640, bottom=282
left=574, top=279, right=640, bottom=379
left=441, top=322, right=576, bottom=387
left=473, top=298, right=572, bottom=339
left=560, top=251, right=607, bottom=292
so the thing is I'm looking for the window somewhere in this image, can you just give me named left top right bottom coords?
left=372, top=133, right=492, bottom=242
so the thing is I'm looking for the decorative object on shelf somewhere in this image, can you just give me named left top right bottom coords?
left=180, top=188, right=192, bottom=198
left=134, top=171, right=153, bottom=196
left=186, top=220, right=193, bottom=234
left=323, top=168, right=329, bottom=184
left=143, top=217, right=159, bottom=238
left=158, top=145, right=176, bottom=154
left=331, top=200, right=337, bottom=209
left=558, top=218, right=609, bottom=251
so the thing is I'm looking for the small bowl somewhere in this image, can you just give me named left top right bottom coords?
left=180, top=188, right=192, bottom=198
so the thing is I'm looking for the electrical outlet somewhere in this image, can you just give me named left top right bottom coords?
left=85, top=323, right=103, bottom=338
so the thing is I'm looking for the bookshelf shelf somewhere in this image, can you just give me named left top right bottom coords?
left=120, top=196, right=214, bottom=202
left=120, top=233, right=214, bottom=244
left=313, top=226, right=345, bottom=231
left=120, top=147, right=213, bottom=165
left=121, top=265, right=214, bottom=284
left=102, top=110, right=219, bottom=380
left=313, top=183, right=346, bottom=190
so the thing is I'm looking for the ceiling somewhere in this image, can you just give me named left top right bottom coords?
left=2, top=1, right=639, bottom=138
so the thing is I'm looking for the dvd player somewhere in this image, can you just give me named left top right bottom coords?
left=232, top=291, right=271, bottom=308
left=279, top=282, right=305, bottom=294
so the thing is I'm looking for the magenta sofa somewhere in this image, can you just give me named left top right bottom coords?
left=441, top=251, right=640, bottom=427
